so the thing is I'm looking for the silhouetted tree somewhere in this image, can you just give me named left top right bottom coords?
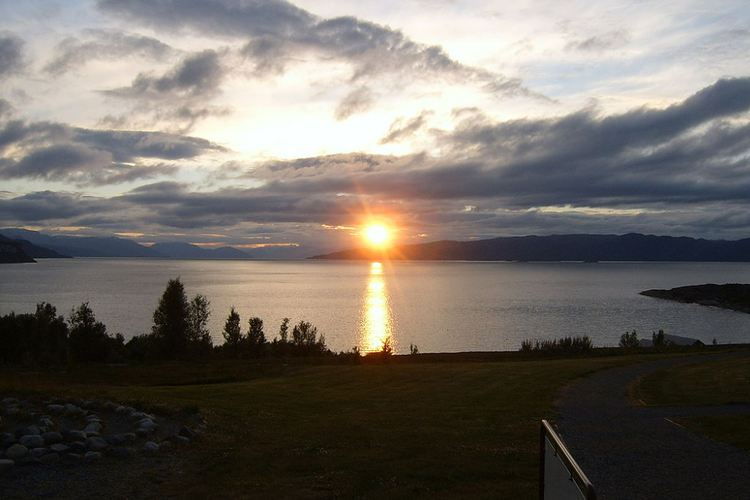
left=152, top=278, right=190, bottom=360
left=188, top=294, right=213, bottom=358
left=222, top=307, right=243, bottom=358
left=291, top=320, right=329, bottom=356
left=68, top=302, right=116, bottom=363
left=652, top=329, right=669, bottom=348
left=619, top=330, right=640, bottom=348
left=36, top=303, right=69, bottom=365
left=246, top=316, right=266, bottom=357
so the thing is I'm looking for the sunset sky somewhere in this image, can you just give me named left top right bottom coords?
left=2, top=0, right=750, bottom=256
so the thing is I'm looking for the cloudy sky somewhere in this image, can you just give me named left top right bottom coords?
left=1, top=0, right=750, bottom=256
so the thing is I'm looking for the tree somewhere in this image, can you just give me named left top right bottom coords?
left=188, top=294, right=213, bottom=357
left=291, top=320, right=329, bottom=356
left=619, top=330, right=640, bottom=348
left=222, top=307, right=243, bottom=358
left=152, top=278, right=190, bottom=360
left=33, top=303, right=69, bottom=365
left=68, top=302, right=111, bottom=363
left=652, top=329, right=669, bottom=348
left=246, top=316, right=266, bottom=357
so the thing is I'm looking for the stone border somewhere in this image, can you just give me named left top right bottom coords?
left=0, top=395, right=206, bottom=471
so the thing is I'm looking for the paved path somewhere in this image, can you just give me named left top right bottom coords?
left=555, top=352, right=750, bottom=500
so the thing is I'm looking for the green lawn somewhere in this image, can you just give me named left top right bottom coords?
left=0, top=351, right=718, bottom=499
left=634, top=352, right=750, bottom=452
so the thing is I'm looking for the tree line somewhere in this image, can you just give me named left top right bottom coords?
left=0, top=277, right=334, bottom=365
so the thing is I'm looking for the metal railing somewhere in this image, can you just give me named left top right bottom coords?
left=540, top=420, right=596, bottom=500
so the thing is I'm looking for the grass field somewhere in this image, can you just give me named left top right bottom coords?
left=634, top=353, right=750, bottom=452
left=2, top=349, right=740, bottom=499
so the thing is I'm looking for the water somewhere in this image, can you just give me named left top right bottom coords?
left=2, top=259, right=750, bottom=353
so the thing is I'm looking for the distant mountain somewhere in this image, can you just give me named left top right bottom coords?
left=0, top=228, right=164, bottom=258
left=0, top=233, right=70, bottom=259
left=311, top=233, right=750, bottom=262
left=149, top=242, right=253, bottom=259
left=0, top=235, right=36, bottom=263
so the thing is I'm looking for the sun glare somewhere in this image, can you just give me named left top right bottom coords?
left=364, top=224, right=390, bottom=246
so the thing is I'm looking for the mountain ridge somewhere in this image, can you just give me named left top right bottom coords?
left=311, top=233, right=750, bottom=262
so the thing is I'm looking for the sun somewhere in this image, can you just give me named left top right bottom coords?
left=364, top=224, right=390, bottom=246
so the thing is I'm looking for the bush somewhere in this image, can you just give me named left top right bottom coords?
left=519, top=335, right=593, bottom=354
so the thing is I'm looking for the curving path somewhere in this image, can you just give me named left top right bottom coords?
left=555, top=351, right=750, bottom=500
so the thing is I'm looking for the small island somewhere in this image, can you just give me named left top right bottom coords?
left=640, top=283, right=750, bottom=314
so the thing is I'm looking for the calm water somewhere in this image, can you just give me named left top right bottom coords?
left=2, top=259, right=750, bottom=353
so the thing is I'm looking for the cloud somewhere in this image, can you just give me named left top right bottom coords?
left=334, top=86, right=373, bottom=121
left=5, top=77, right=750, bottom=243
left=97, top=0, right=540, bottom=99
left=43, top=29, right=173, bottom=75
left=0, top=112, right=225, bottom=185
left=0, top=191, right=119, bottom=222
left=380, top=111, right=434, bottom=144
left=0, top=31, right=25, bottom=79
left=102, top=49, right=229, bottom=132
left=565, top=30, right=631, bottom=52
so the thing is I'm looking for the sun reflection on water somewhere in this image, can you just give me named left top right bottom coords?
left=359, top=262, right=394, bottom=353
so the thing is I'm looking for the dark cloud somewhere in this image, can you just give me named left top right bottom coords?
left=0, top=113, right=224, bottom=185
left=44, top=29, right=173, bottom=75
left=97, top=0, right=539, bottom=100
left=334, top=86, right=373, bottom=121
left=102, top=49, right=228, bottom=132
left=5, top=77, right=750, bottom=243
left=106, top=49, right=225, bottom=99
left=380, top=111, right=434, bottom=144
left=0, top=32, right=25, bottom=79
left=0, top=191, right=118, bottom=222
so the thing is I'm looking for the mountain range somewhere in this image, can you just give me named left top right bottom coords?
left=0, top=229, right=254, bottom=260
left=312, top=233, right=750, bottom=262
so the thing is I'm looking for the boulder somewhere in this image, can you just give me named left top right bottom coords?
left=141, top=441, right=159, bottom=456
left=83, top=451, right=102, bottom=463
left=20, top=434, right=45, bottom=448
left=84, top=422, right=102, bottom=434
left=85, top=437, right=108, bottom=452
left=5, top=444, right=28, bottom=461
left=107, top=446, right=133, bottom=459
left=179, top=426, right=197, bottom=440
left=42, top=431, right=63, bottom=445
left=0, top=458, right=15, bottom=471
left=50, top=443, right=70, bottom=454
left=63, top=430, right=87, bottom=442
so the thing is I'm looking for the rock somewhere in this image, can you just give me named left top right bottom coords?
left=179, top=426, right=197, bottom=440
left=1, top=397, right=19, bottom=406
left=123, top=433, right=137, bottom=443
left=85, top=414, right=101, bottom=422
left=42, top=431, right=63, bottom=445
left=40, top=453, right=61, bottom=465
left=29, top=447, right=49, bottom=458
left=68, top=442, right=87, bottom=454
left=39, top=417, right=55, bottom=428
left=20, top=435, right=45, bottom=448
left=5, top=444, right=28, bottom=461
left=46, top=404, right=65, bottom=414
left=50, top=443, right=70, bottom=454
left=83, top=451, right=102, bottom=463
left=0, top=458, right=15, bottom=471
left=130, top=411, right=147, bottom=420
left=141, top=442, right=159, bottom=456
left=105, top=434, right=126, bottom=446
left=139, top=420, right=158, bottom=431
left=63, top=430, right=87, bottom=442
left=64, top=403, right=79, bottom=412
left=175, top=436, right=190, bottom=445
left=84, top=422, right=102, bottom=434
left=85, top=437, right=108, bottom=452
left=62, top=453, right=81, bottom=463
left=22, top=425, right=42, bottom=436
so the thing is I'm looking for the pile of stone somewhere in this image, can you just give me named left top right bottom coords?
left=0, top=396, right=205, bottom=471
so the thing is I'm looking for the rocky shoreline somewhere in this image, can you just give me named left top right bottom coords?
left=640, top=283, right=750, bottom=314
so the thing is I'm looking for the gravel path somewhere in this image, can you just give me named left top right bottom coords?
left=555, top=351, right=750, bottom=500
